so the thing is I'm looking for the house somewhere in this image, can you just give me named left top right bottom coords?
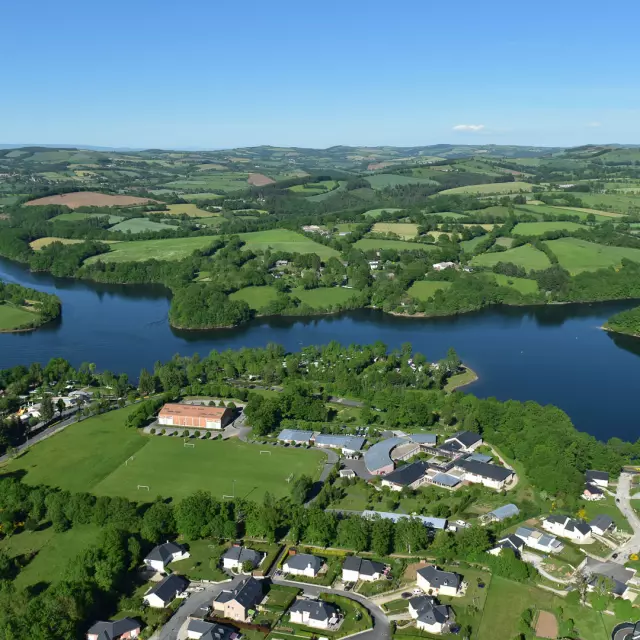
left=408, top=596, right=452, bottom=634
left=454, top=459, right=514, bottom=491
left=313, top=434, right=365, bottom=456
left=583, top=483, right=605, bottom=501
left=488, top=535, right=525, bottom=557
left=381, top=461, right=429, bottom=491
left=158, top=403, right=231, bottom=430
left=361, top=510, right=448, bottom=530
left=342, top=556, right=386, bottom=583
left=514, top=527, right=564, bottom=553
left=275, top=260, right=289, bottom=267
left=589, top=514, right=615, bottom=536
left=212, top=576, right=263, bottom=622
left=87, top=618, right=141, bottom=640
left=482, top=504, right=520, bottom=523
left=583, top=558, right=636, bottom=599
left=222, top=546, right=264, bottom=571
left=339, top=468, right=356, bottom=479
left=432, top=262, right=456, bottom=271
left=442, top=431, right=483, bottom=453
left=144, top=541, right=190, bottom=573
left=586, top=470, right=609, bottom=488
left=289, top=599, right=339, bottom=630
left=368, top=261, right=380, bottom=270
left=543, top=515, right=592, bottom=543
left=277, top=429, right=314, bottom=445
left=143, top=574, right=189, bottom=608
left=416, top=566, right=463, bottom=597
left=283, top=553, right=324, bottom=577
left=186, top=620, right=239, bottom=640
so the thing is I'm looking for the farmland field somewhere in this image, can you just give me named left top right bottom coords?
left=0, top=303, right=40, bottom=330
left=471, top=244, right=550, bottom=271
left=555, top=193, right=639, bottom=215
left=515, top=204, right=614, bottom=222
left=291, top=287, right=360, bottom=308
left=362, top=208, right=403, bottom=218
left=238, top=230, right=339, bottom=258
left=84, top=236, right=220, bottom=263
left=108, top=218, right=175, bottom=233
left=407, top=280, right=452, bottom=301
left=512, top=221, right=587, bottom=236
left=289, top=180, right=339, bottom=195
left=545, top=237, right=640, bottom=274
left=229, top=286, right=280, bottom=310
left=460, top=235, right=486, bottom=252
left=483, top=273, right=539, bottom=294
left=163, top=173, right=249, bottom=192
left=438, top=181, right=534, bottom=196
left=248, top=173, right=275, bottom=186
left=371, top=222, right=419, bottom=239
left=364, top=174, right=437, bottom=189
left=354, top=238, right=430, bottom=252
left=25, top=191, right=157, bottom=208
left=52, top=212, right=124, bottom=224
left=306, top=181, right=347, bottom=202
left=180, top=192, right=225, bottom=201
left=427, top=211, right=468, bottom=219
left=30, top=237, right=85, bottom=250
left=157, top=203, right=215, bottom=217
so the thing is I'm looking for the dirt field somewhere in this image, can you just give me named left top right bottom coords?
left=25, top=192, right=158, bottom=209
left=535, top=610, right=558, bottom=639
left=247, top=173, right=275, bottom=187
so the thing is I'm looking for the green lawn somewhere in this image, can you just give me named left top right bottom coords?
left=438, top=181, right=534, bottom=196
left=239, top=230, right=339, bottom=259
left=407, top=280, right=452, bottom=301
left=170, top=539, right=228, bottom=581
left=582, top=496, right=632, bottom=533
left=0, top=303, right=40, bottom=330
left=84, top=236, right=221, bottom=263
left=512, top=221, right=587, bottom=236
left=371, top=222, right=419, bottom=239
left=354, top=238, right=431, bottom=252
left=109, top=218, right=175, bottom=233
left=483, top=273, right=539, bottom=294
left=230, top=286, right=280, bottom=310
left=471, top=244, right=551, bottom=271
left=291, top=287, right=360, bottom=308
left=545, top=237, right=640, bottom=274
left=362, top=208, right=403, bottom=218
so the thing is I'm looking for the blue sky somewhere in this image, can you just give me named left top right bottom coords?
left=2, top=0, right=639, bottom=149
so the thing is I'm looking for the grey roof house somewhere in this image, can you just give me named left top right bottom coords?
left=408, top=596, right=451, bottom=632
left=283, top=553, right=324, bottom=576
left=222, top=546, right=263, bottom=570
left=86, top=618, right=140, bottom=640
left=143, top=574, right=189, bottom=608
left=186, top=620, right=239, bottom=640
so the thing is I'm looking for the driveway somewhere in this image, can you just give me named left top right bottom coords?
left=522, top=551, right=572, bottom=585
left=611, top=472, right=640, bottom=563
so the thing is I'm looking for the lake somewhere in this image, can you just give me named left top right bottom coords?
left=1, top=257, right=639, bottom=442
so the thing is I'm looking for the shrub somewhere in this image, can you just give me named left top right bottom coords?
left=194, top=430, right=200, bottom=437
left=150, top=427, right=156, bottom=434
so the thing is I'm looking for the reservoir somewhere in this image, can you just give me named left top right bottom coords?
left=1, top=257, right=638, bottom=442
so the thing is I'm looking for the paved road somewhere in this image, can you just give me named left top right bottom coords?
left=611, top=472, right=640, bottom=563
left=315, top=447, right=339, bottom=482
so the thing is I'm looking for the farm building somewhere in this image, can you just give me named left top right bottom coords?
left=158, top=403, right=231, bottom=430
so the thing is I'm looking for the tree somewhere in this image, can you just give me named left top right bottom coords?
left=141, top=499, right=176, bottom=542
left=370, top=517, right=394, bottom=556
left=56, top=398, right=65, bottom=416
left=40, top=396, right=54, bottom=423
left=138, top=369, right=155, bottom=396
left=241, top=560, right=254, bottom=573
left=290, top=475, right=313, bottom=505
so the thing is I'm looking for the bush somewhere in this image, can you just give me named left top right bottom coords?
left=194, top=430, right=200, bottom=437
left=161, top=429, right=166, bottom=435
left=182, top=429, right=189, bottom=438
left=150, top=427, right=156, bottom=434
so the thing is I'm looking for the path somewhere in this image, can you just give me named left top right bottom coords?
left=611, top=471, right=640, bottom=563
left=328, top=396, right=364, bottom=408
left=522, top=552, right=573, bottom=585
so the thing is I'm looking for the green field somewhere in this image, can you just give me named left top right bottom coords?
left=84, top=236, right=221, bottom=263
left=555, top=192, right=640, bottom=215
left=238, top=230, right=339, bottom=258
left=109, top=218, right=175, bottom=233
left=512, top=221, right=587, bottom=236
left=428, top=211, right=469, bottom=219
left=52, top=212, right=124, bottom=224
left=292, top=287, right=360, bottom=308
left=0, top=303, right=40, bottom=331
left=471, top=244, right=551, bottom=271
left=362, top=208, right=403, bottom=218
left=515, top=204, right=615, bottom=222
left=306, top=181, right=347, bottom=202
left=494, top=237, right=513, bottom=248
left=364, top=174, right=437, bottom=189
left=407, top=280, right=452, bottom=301
left=159, top=203, right=216, bottom=217
left=181, top=192, right=225, bottom=201
left=460, top=235, right=487, bottom=252
left=438, top=181, right=534, bottom=196
left=289, top=180, right=339, bottom=195
left=230, top=286, right=280, bottom=310
left=371, top=222, right=419, bottom=239
left=354, top=238, right=430, bottom=252
left=3, top=406, right=326, bottom=502
left=545, top=237, right=640, bottom=274
left=484, top=273, right=539, bottom=294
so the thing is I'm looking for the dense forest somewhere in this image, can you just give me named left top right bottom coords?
left=605, top=305, right=640, bottom=336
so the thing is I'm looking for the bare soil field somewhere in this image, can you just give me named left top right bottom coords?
left=25, top=192, right=158, bottom=209
left=248, top=173, right=275, bottom=186
left=535, top=610, right=558, bottom=639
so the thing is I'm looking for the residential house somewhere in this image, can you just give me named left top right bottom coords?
left=186, top=620, right=239, bottom=640
left=144, top=541, right=190, bottom=573
left=143, top=574, right=189, bottom=608
left=289, top=599, right=339, bottom=630
left=584, top=558, right=637, bottom=599
left=442, top=431, right=483, bottom=453
left=481, top=504, right=520, bottom=524
left=283, top=553, right=324, bottom=578
left=514, top=527, right=564, bottom=553
left=212, top=576, right=263, bottom=622
left=488, top=535, right=525, bottom=557
left=342, top=556, right=386, bottom=583
left=158, top=403, right=231, bottom=430
left=583, top=483, right=605, bottom=501
left=586, top=471, right=609, bottom=488
left=277, top=429, right=314, bottom=445
left=87, top=618, right=140, bottom=640
left=416, top=566, right=463, bottom=597
left=408, top=596, right=452, bottom=634
left=222, top=546, right=264, bottom=572
left=432, top=262, right=456, bottom=271
left=589, top=514, right=616, bottom=536
left=543, top=515, right=592, bottom=543
left=381, top=461, right=429, bottom=491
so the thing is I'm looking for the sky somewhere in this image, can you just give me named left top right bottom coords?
left=1, top=0, right=639, bottom=150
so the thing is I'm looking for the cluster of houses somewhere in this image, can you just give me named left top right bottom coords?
left=17, top=389, right=92, bottom=424
left=277, top=429, right=366, bottom=457
left=582, top=470, right=610, bottom=501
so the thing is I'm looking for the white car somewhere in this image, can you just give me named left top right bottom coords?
left=412, top=588, right=423, bottom=595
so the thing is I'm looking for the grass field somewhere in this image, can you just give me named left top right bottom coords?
left=407, top=280, right=452, bottom=301
left=483, top=273, right=539, bottom=294
left=108, top=218, right=175, bottom=233
left=567, top=192, right=640, bottom=214
left=238, top=230, right=339, bottom=258
left=354, top=238, right=430, bottom=252
left=545, top=237, right=640, bottom=274
left=3, top=406, right=326, bottom=502
left=371, top=222, right=419, bottom=239
left=230, top=286, right=280, bottom=310
left=362, top=208, right=403, bottom=218
left=471, top=244, right=551, bottom=271
left=460, top=235, right=487, bottom=252
left=438, top=181, right=534, bottom=196
left=512, top=221, right=587, bottom=236
left=30, top=237, right=85, bottom=250
left=0, top=303, right=40, bottom=330
left=52, top=212, right=124, bottom=224
left=306, top=181, right=347, bottom=202
left=163, top=173, right=249, bottom=192
left=292, top=287, right=360, bottom=308
left=181, top=192, right=225, bottom=201
left=516, top=204, right=616, bottom=222
left=84, top=236, right=220, bottom=263
left=494, top=237, right=513, bottom=248
left=428, top=211, right=468, bottom=219
left=289, top=180, right=338, bottom=195
left=365, top=174, right=437, bottom=189
left=156, top=203, right=214, bottom=217
left=25, top=192, right=156, bottom=209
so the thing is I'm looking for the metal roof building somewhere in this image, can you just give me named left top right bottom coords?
left=314, top=434, right=365, bottom=451
left=487, top=504, right=520, bottom=521
left=363, top=433, right=437, bottom=475
left=361, top=510, right=447, bottom=530
left=277, top=429, right=314, bottom=444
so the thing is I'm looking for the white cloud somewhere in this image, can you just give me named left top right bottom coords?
left=452, top=124, right=485, bottom=132
left=587, top=121, right=602, bottom=127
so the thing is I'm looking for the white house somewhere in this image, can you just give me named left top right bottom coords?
left=454, top=459, right=514, bottom=491
left=289, top=599, right=338, bottom=630
left=283, top=553, right=323, bottom=577
left=543, top=515, right=592, bottom=543
left=342, top=556, right=386, bottom=583
left=416, top=566, right=463, bottom=597
left=339, top=468, right=356, bottom=479
left=514, top=527, right=564, bottom=553
left=583, top=483, right=605, bottom=501
left=586, top=470, right=609, bottom=488
left=408, top=596, right=451, bottom=634
left=442, top=431, right=483, bottom=453
left=589, top=514, right=616, bottom=536
left=144, top=541, right=190, bottom=574
left=222, top=546, right=264, bottom=571
left=143, top=574, right=189, bottom=608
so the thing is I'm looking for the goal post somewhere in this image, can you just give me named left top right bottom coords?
left=183, top=439, right=195, bottom=448
left=125, top=456, right=135, bottom=466
left=260, top=450, right=272, bottom=455
left=137, top=485, right=150, bottom=491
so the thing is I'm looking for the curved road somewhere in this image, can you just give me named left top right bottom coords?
left=612, top=472, right=640, bottom=563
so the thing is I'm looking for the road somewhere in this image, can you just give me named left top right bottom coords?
left=611, top=472, right=640, bottom=563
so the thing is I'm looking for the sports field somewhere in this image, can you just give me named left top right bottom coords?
left=238, top=230, right=339, bottom=258
left=512, top=221, right=586, bottom=236
left=354, top=238, right=430, bottom=252
left=545, top=237, right=640, bottom=274
left=407, top=280, right=452, bottom=301
left=484, top=273, right=539, bottom=294
left=438, top=181, right=534, bottom=196
left=84, top=236, right=220, bottom=263
left=0, top=303, right=39, bottom=330
left=371, top=222, right=419, bottom=239
left=471, top=244, right=551, bottom=271
left=3, top=405, right=325, bottom=502
left=108, top=218, right=175, bottom=233
left=229, top=285, right=280, bottom=310
left=292, top=287, right=360, bottom=308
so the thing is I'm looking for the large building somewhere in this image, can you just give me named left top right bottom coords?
left=158, top=403, right=231, bottom=430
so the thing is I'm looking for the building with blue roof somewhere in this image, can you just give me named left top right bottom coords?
left=484, top=504, right=520, bottom=522
left=361, top=510, right=447, bottom=530
left=363, top=434, right=438, bottom=475
left=314, top=434, right=365, bottom=454
left=278, top=429, right=313, bottom=444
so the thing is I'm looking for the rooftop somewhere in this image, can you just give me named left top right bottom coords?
left=278, top=429, right=314, bottom=442
left=417, top=565, right=461, bottom=590
left=431, top=472, right=461, bottom=488
left=455, top=459, right=513, bottom=482
left=314, top=434, right=366, bottom=451
left=158, top=403, right=228, bottom=419
left=285, top=553, right=323, bottom=572
left=87, top=618, right=140, bottom=640
left=488, top=504, right=520, bottom=521
left=145, top=541, right=185, bottom=564
left=361, top=510, right=447, bottom=530
left=223, top=546, right=263, bottom=566
left=147, top=574, right=189, bottom=603
left=289, top=599, right=337, bottom=622
left=342, top=555, right=386, bottom=576
left=447, top=431, right=482, bottom=448
left=586, top=470, right=609, bottom=482
left=409, top=596, right=450, bottom=625
left=383, top=461, right=429, bottom=486
left=589, top=514, right=614, bottom=531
